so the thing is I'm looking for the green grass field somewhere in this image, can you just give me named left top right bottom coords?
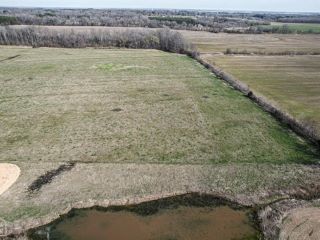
left=0, top=47, right=318, bottom=165
left=204, top=55, right=320, bottom=135
left=267, top=22, right=320, bottom=34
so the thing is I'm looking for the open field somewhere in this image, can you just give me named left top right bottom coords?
left=1, top=47, right=317, bottom=164
left=203, top=54, right=320, bottom=135
left=269, top=22, right=320, bottom=34
left=0, top=47, right=319, bottom=237
left=181, top=30, right=320, bottom=54
left=181, top=29, right=320, bottom=138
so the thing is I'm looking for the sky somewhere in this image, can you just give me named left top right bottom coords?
left=0, top=0, right=320, bottom=13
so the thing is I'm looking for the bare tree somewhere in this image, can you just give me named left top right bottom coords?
left=0, top=26, right=194, bottom=53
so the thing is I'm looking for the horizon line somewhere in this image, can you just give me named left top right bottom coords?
left=1, top=6, right=320, bottom=14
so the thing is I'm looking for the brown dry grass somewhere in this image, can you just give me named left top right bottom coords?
left=180, top=30, right=320, bottom=54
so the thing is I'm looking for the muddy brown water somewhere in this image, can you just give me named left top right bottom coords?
left=32, top=206, right=258, bottom=240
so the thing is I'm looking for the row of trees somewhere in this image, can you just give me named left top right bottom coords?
left=0, top=26, right=195, bottom=54
left=225, top=48, right=320, bottom=55
left=246, top=25, right=318, bottom=34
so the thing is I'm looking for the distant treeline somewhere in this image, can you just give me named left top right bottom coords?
left=246, top=24, right=320, bottom=34
left=0, top=8, right=268, bottom=33
left=1, top=8, right=320, bottom=34
left=0, top=26, right=195, bottom=54
left=268, top=16, right=320, bottom=24
left=277, top=18, right=320, bottom=24
left=148, top=16, right=197, bottom=25
left=225, top=48, right=320, bottom=56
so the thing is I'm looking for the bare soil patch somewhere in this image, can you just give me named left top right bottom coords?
left=0, top=163, right=20, bottom=196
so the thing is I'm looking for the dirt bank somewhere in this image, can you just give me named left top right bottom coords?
left=279, top=207, right=320, bottom=240
left=0, top=162, right=320, bottom=239
left=258, top=198, right=320, bottom=240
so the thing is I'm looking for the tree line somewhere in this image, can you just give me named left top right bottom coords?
left=0, top=8, right=268, bottom=33
left=0, top=26, right=195, bottom=54
left=1, top=8, right=319, bottom=34
left=246, top=25, right=319, bottom=34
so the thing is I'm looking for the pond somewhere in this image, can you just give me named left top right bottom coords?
left=29, top=194, right=260, bottom=240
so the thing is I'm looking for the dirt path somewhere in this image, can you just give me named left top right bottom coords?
left=0, top=163, right=20, bottom=196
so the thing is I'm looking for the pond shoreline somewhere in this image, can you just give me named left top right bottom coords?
left=27, top=193, right=261, bottom=240
left=2, top=191, right=319, bottom=240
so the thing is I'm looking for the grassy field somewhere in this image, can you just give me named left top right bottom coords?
left=0, top=47, right=318, bottom=165
left=0, top=47, right=320, bottom=231
left=181, top=29, right=320, bottom=137
left=181, top=30, right=320, bottom=54
left=203, top=55, right=320, bottom=135
left=268, top=22, right=320, bottom=34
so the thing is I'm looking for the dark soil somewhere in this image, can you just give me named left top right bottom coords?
left=28, top=163, right=75, bottom=193
left=111, top=108, right=123, bottom=112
